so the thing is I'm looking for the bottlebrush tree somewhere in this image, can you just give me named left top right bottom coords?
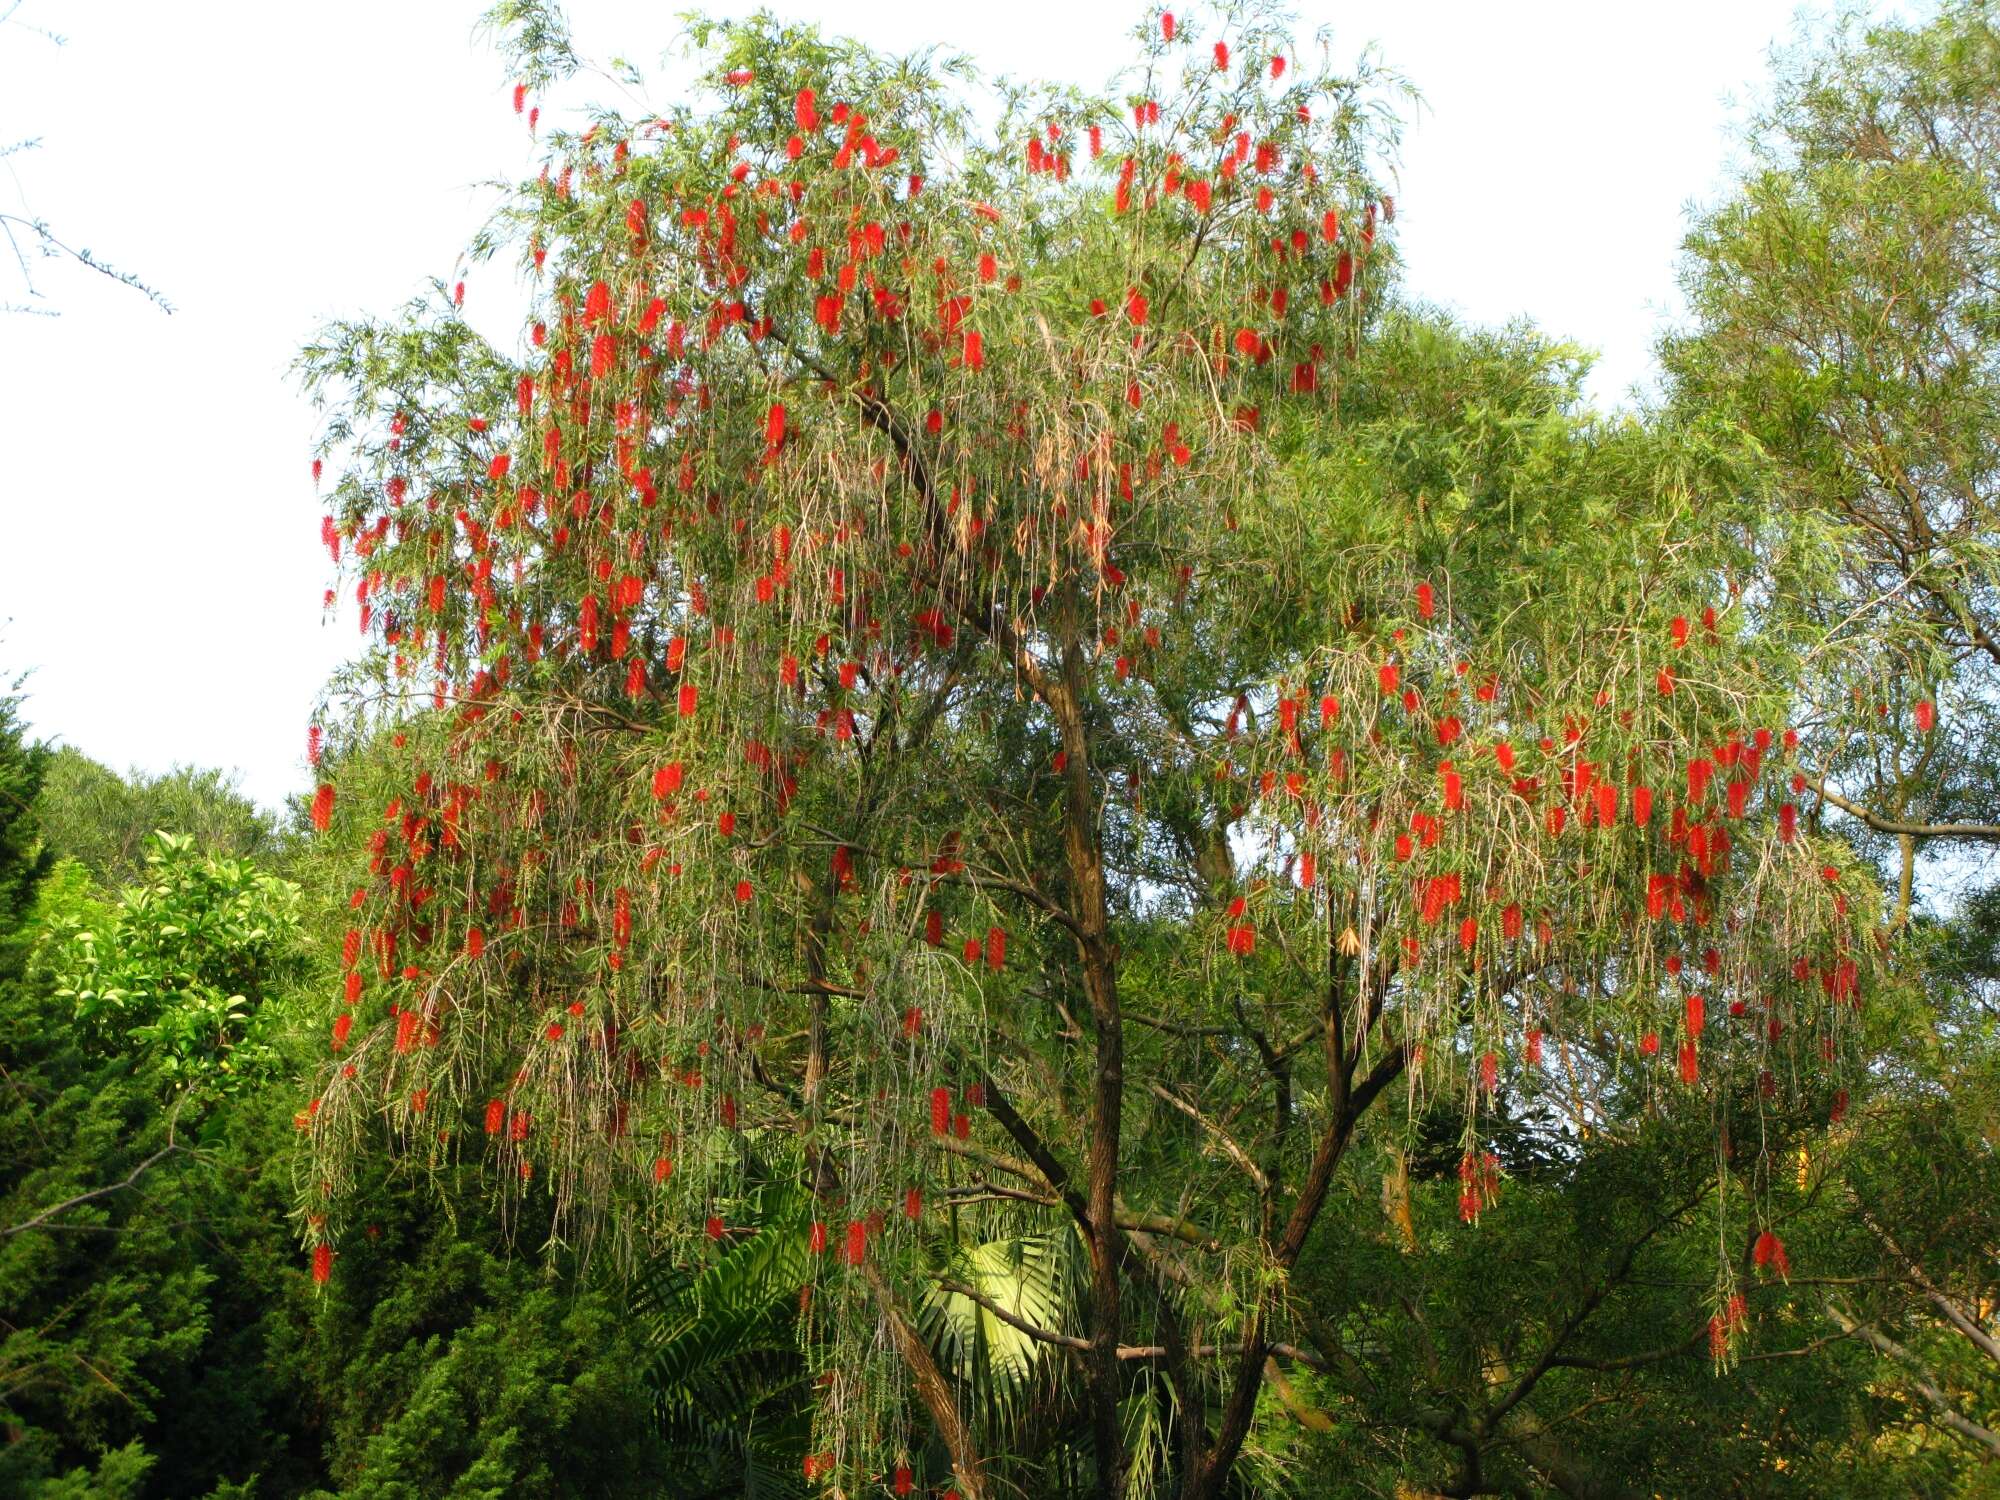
left=296, top=5, right=1885, bottom=1496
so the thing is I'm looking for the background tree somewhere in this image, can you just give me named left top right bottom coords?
left=36, top=749, right=276, bottom=891
left=1663, top=0, right=2000, bottom=917
left=295, top=6, right=1886, bottom=1497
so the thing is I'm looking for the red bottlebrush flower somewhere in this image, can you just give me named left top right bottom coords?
left=896, top=1468, right=914, bottom=1497
left=1753, top=1230, right=1790, bottom=1279
left=795, top=87, right=818, bottom=131
left=466, top=927, right=485, bottom=959
left=1686, top=994, right=1705, bottom=1035
left=512, top=82, right=526, bottom=113
left=1656, top=666, right=1675, bottom=696
left=1187, top=178, right=1212, bottom=213
left=311, top=783, right=336, bottom=832
left=1415, top=580, right=1434, bottom=619
left=845, top=1219, right=867, bottom=1265
left=902, top=1005, right=924, bottom=1038
left=1915, top=698, right=1936, bottom=732
left=653, top=1156, right=673, bottom=1184
left=905, top=1186, right=922, bottom=1220
left=1479, top=1050, right=1498, bottom=1093
left=1632, top=785, right=1653, bottom=826
left=1778, top=802, right=1797, bottom=842
left=962, top=937, right=981, bottom=964
left=1213, top=40, right=1230, bottom=68
left=977, top=251, right=998, bottom=283
left=718, top=811, right=736, bottom=838
left=1526, top=1029, right=1543, bottom=1066
left=1298, top=852, right=1316, bottom=888
left=1233, top=326, right=1261, bottom=358
left=312, top=1243, right=333, bottom=1285
left=453, top=281, right=465, bottom=308
left=1379, top=662, right=1399, bottom=694
left=1125, top=287, right=1149, bottom=325
left=331, top=1013, right=352, bottom=1051
left=925, top=909, right=944, bottom=947
left=1726, top=778, right=1749, bottom=819
left=484, top=1099, right=506, bottom=1135
left=679, top=683, right=699, bottom=717
left=1161, top=10, right=1175, bottom=40
left=810, top=1220, right=828, bottom=1254
left=706, top=1215, right=725, bottom=1240
left=985, top=926, right=1007, bottom=971
left=487, top=452, right=510, bottom=483
left=591, top=332, right=615, bottom=378
left=1088, top=124, right=1103, bottom=158
left=765, top=402, right=786, bottom=452
left=1678, top=1040, right=1699, bottom=1085
left=734, top=879, right=753, bottom=904
left=1460, top=916, right=1479, bottom=953
left=724, top=68, right=753, bottom=85
left=341, top=927, right=361, bottom=970
left=931, top=1086, right=951, bottom=1134
left=1442, top=762, right=1463, bottom=809
left=1226, top=923, right=1256, bottom=957
left=1670, top=614, right=1689, bottom=649
left=652, top=762, right=684, bottom=800
left=1501, top=903, right=1523, bottom=942
left=963, top=330, right=985, bottom=370
left=1595, top=781, right=1617, bottom=826
left=953, top=1112, right=970, bottom=1139
left=1270, top=54, right=1285, bottom=78
left=1688, top=758, right=1713, bottom=803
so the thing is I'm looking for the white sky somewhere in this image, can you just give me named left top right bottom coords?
left=0, top=0, right=1886, bottom=813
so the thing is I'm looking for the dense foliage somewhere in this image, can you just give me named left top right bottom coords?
left=3, top=3, right=1997, bottom=1498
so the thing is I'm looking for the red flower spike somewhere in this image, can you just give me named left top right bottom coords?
left=312, top=1244, right=333, bottom=1285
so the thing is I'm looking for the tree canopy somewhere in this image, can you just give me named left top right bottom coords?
left=292, top=6, right=1901, bottom=1495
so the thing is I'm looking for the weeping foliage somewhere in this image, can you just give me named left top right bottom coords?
left=289, top=2, right=1892, bottom=1491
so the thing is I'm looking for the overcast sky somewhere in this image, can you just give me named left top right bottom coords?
left=0, top=0, right=1887, bottom=813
